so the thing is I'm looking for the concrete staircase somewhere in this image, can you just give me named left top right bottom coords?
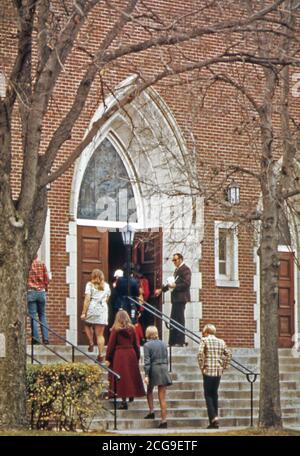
left=27, top=346, right=300, bottom=431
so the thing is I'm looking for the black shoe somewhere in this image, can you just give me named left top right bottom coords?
left=117, top=402, right=128, bottom=410
left=172, top=344, right=184, bottom=347
left=32, top=339, right=40, bottom=345
left=158, top=421, right=167, bottom=429
left=129, top=397, right=134, bottom=402
left=207, top=420, right=219, bottom=429
left=144, top=412, right=155, bottom=419
left=43, top=340, right=49, bottom=345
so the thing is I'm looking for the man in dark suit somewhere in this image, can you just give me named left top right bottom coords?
left=155, top=253, right=191, bottom=346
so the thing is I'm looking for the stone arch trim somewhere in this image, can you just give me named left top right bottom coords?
left=66, top=76, right=204, bottom=344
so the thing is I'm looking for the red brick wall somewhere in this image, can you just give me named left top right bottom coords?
left=1, top=1, right=298, bottom=346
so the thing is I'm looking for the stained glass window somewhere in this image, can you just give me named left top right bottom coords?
left=77, top=139, right=137, bottom=222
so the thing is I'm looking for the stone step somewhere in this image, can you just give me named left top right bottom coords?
left=96, top=412, right=300, bottom=430
left=96, top=416, right=255, bottom=430
left=164, top=389, right=300, bottom=399
left=27, top=354, right=300, bottom=379
left=167, top=380, right=298, bottom=390
left=26, top=345, right=298, bottom=355
left=26, top=344, right=300, bottom=429
left=117, top=397, right=300, bottom=408
left=27, top=346, right=300, bottom=363
left=172, top=371, right=300, bottom=381
left=94, top=414, right=300, bottom=431
left=105, top=405, right=300, bottom=419
left=218, top=389, right=300, bottom=399
left=100, top=416, right=300, bottom=434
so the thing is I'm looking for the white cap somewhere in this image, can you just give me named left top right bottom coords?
left=114, top=269, right=124, bottom=278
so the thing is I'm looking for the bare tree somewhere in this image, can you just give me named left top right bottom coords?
left=0, top=0, right=288, bottom=429
left=137, top=0, right=300, bottom=428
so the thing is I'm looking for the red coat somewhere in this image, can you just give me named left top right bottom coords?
left=106, top=326, right=145, bottom=399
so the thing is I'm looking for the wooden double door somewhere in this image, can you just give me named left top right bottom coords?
left=77, top=226, right=162, bottom=344
left=278, top=252, right=295, bottom=348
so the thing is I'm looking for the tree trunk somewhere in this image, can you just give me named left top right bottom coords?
left=259, top=209, right=282, bottom=427
left=0, top=235, right=29, bottom=429
left=258, top=116, right=282, bottom=427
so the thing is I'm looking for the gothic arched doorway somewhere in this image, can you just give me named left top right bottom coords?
left=76, top=138, right=162, bottom=344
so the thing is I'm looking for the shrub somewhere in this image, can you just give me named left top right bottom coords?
left=26, top=363, right=104, bottom=431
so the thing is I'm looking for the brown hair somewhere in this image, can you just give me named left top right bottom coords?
left=112, top=309, right=133, bottom=331
left=91, top=269, right=105, bottom=291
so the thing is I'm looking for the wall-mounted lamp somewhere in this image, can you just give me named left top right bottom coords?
left=227, top=181, right=240, bottom=205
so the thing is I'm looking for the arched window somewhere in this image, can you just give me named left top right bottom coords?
left=77, top=138, right=137, bottom=222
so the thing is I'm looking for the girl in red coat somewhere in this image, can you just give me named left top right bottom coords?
left=105, top=309, right=145, bottom=409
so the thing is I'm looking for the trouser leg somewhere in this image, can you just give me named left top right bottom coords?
left=27, top=293, right=40, bottom=342
left=169, top=301, right=186, bottom=345
left=212, top=376, right=221, bottom=418
left=203, top=375, right=221, bottom=423
left=36, top=291, right=49, bottom=342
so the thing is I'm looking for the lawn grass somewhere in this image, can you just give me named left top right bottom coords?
left=0, top=429, right=114, bottom=436
left=173, top=428, right=300, bottom=436
left=0, top=427, right=299, bottom=436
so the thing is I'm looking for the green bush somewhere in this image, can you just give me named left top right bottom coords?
left=26, top=363, right=104, bottom=431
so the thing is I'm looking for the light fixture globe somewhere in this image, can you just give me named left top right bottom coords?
left=227, top=181, right=240, bottom=205
left=121, top=223, right=135, bottom=246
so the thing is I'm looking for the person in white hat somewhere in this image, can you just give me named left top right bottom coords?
left=109, top=269, right=124, bottom=323
left=113, top=269, right=124, bottom=279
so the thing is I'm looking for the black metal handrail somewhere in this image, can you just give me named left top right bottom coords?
left=129, top=296, right=259, bottom=426
left=27, top=313, right=120, bottom=430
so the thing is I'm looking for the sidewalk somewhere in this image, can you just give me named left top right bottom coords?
left=110, top=425, right=300, bottom=436
left=110, top=426, right=247, bottom=435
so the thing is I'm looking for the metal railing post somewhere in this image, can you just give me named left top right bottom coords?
left=246, top=373, right=258, bottom=427
left=113, top=376, right=118, bottom=430
left=169, top=344, right=172, bottom=372
left=251, top=381, right=253, bottom=427
left=30, top=316, right=34, bottom=364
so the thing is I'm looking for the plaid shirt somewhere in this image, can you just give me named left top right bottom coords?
left=27, top=259, right=49, bottom=292
left=197, top=334, right=232, bottom=377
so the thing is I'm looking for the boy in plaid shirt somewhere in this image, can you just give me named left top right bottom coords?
left=197, top=324, right=232, bottom=428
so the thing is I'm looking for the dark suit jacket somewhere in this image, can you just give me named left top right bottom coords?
left=114, top=276, right=139, bottom=310
left=163, top=263, right=191, bottom=304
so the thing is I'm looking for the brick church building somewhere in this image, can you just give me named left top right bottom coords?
left=1, top=1, right=299, bottom=350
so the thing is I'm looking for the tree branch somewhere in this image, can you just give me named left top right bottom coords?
left=100, top=0, right=286, bottom=65
left=40, top=44, right=294, bottom=188
left=7, top=0, right=36, bottom=112
left=18, top=0, right=100, bottom=216
left=41, top=0, right=139, bottom=174
left=207, top=70, right=261, bottom=112
left=228, top=165, right=261, bottom=181
left=282, top=188, right=300, bottom=199
left=36, top=0, right=51, bottom=79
